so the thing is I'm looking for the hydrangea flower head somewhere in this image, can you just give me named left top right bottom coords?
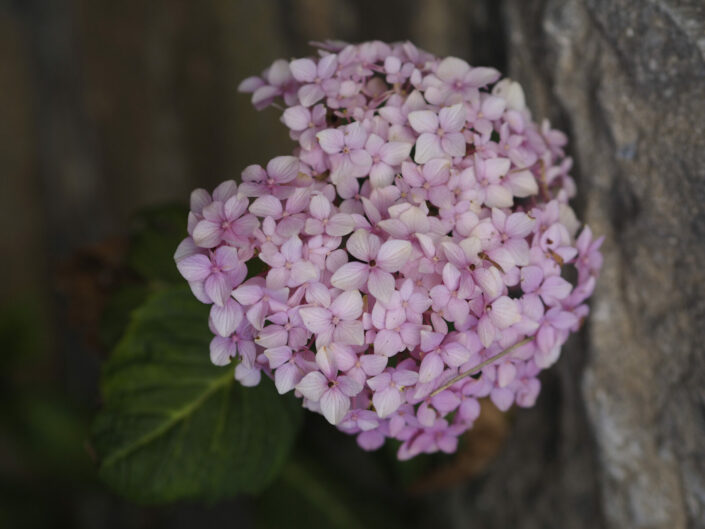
left=175, top=40, right=603, bottom=459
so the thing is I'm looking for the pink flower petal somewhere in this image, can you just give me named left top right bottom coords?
left=439, top=103, right=466, bottom=132
left=331, top=290, right=363, bottom=320
left=298, top=83, right=326, bottom=107
left=296, top=371, right=328, bottom=401
left=317, top=128, right=345, bottom=154
left=320, top=388, right=350, bottom=425
left=176, top=254, right=211, bottom=282
left=282, top=105, right=310, bottom=131
left=419, top=352, right=444, bottom=383
left=299, top=307, right=332, bottom=333
left=414, top=133, right=445, bottom=164
left=210, top=300, right=243, bottom=337
left=331, top=262, right=369, bottom=291
left=368, top=269, right=395, bottom=304
left=408, top=110, right=439, bottom=134
left=373, top=387, right=403, bottom=418
left=376, top=239, right=412, bottom=272
left=374, top=330, right=403, bottom=357
left=249, top=195, right=283, bottom=217
left=274, top=363, right=301, bottom=394
left=289, top=58, right=317, bottom=82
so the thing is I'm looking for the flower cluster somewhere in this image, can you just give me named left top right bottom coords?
left=174, top=40, right=602, bottom=459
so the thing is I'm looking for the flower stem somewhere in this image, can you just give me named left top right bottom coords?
left=429, top=336, right=534, bottom=397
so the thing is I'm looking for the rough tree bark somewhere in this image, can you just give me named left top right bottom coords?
left=448, top=1, right=705, bottom=528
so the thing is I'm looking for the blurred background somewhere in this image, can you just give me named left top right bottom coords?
left=2, top=0, right=705, bottom=528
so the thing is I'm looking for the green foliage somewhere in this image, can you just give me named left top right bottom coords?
left=92, top=286, right=302, bottom=503
left=127, top=204, right=189, bottom=284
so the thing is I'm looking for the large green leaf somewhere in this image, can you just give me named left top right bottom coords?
left=92, top=286, right=302, bottom=503
left=127, top=204, right=189, bottom=284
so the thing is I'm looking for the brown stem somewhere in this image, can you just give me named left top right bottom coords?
left=429, top=336, right=534, bottom=397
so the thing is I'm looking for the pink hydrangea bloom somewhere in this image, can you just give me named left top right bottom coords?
left=176, top=41, right=603, bottom=459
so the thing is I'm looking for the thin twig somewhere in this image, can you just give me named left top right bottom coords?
left=429, top=336, right=534, bottom=397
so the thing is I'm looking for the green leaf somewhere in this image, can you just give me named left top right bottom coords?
left=92, top=286, right=302, bottom=503
left=127, top=204, right=189, bottom=284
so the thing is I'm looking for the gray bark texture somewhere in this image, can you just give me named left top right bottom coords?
left=475, top=1, right=705, bottom=528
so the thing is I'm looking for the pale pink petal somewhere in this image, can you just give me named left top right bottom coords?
left=478, top=315, right=496, bottom=347
left=358, top=431, right=385, bottom=451
left=459, top=398, right=481, bottom=422
left=367, top=372, right=391, bottom=392
left=282, top=105, right=310, bottom=131
left=334, top=320, right=364, bottom=346
left=267, top=59, right=292, bottom=85
left=309, top=194, right=331, bottom=219
left=506, top=212, right=536, bottom=238
left=540, top=276, right=573, bottom=304
left=414, top=133, right=445, bottom=164
left=485, top=184, right=513, bottom=208
left=249, top=195, right=283, bottom=217
left=289, top=58, right=317, bottom=82
left=419, top=353, right=444, bottom=383
left=315, top=345, right=336, bottom=377
left=326, top=213, right=355, bottom=236
left=442, top=342, right=471, bottom=366
left=176, top=254, right=211, bottom=282
left=274, top=363, right=301, bottom=394
left=376, top=239, right=412, bottom=272
left=290, top=261, right=319, bottom=286
left=439, top=103, right=466, bottom=131
left=264, top=346, right=292, bottom=369
left=320, top=388, right=350, bottom=425
left=361, top=354, right=388, bottom=375
left=256, top=326, right=288, bottom=348
left=280, top=236, right=303, bottom=261
left=379, top=141, right=413, bottom=165
left=299, top=307, right=332, bottom=333
left=210, top=300, right=243, bottom=337
left=317, top=54, right=338, bottom=78
left=392, top=369, right=418, bottom=386
left=192, top=220, right=221, bottom=248
left=296, top=371, right=328, bottom=401
left=374, top=330, right=403, bottom=357
left=246, top=302, right=267, bottom=330
left=298, top=83, right=326, bottom=107
left=337, top=375, right=363, bottom=397
left=368, top=269, right=395, bottom=304
left=305, top=282, right=331, bottom=307
left=490, top=387, right=514, bottom=411
left=520, top=265, right=544, bottom=293
left=431, top=390, right=461, bottom=413
left=331, top=262, right=369, bottom=290
left=345, top=229, right=372, bottom=261
left=466, top=66, right=500, bottom=87
left=497, top=361, right=517, bottom=387
left=489, top=297, right=521, bottom=328
left=436, top=56, right=470, bottom=81
left=330, top=290, right=363, bottom=320
left=317, top=128, right=344, bottom=154
left=509, top=169, right=539, bottom=197
left=481, top=96, right=506, bottom=119
left=266, top=156, right=299, bottom=183
left=204, top=274, right=231, bottom=307
left=408, top=110, right=439, bottom=134
left=485, top=158, right=511, bottom=180
left=373, top=387, right=403, bottom=418
left=209, top=336, right=235, bottom=366
left=235, top=364, right=261, bottom=387
left=232, top=283, right=263, bottom=306
left=441, top=132, right=466, bottom=157
left=475, top=267, right=503, bottom=299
